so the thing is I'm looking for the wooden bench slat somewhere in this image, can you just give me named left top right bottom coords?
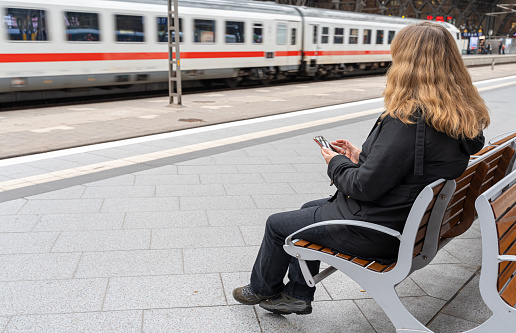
left=498, top=261, right=516, bottom=290
left=491, top=182, right=516, bottom=218
left=496, top=206, right=516, bottom=238
left=500, top=275, right=516, bottom=307
left=498, top=227, right=516, bottom=256
left=294, top=240, right=310, bottom=247
left=351, top=258, right=371, bottom=267
left=492, top=132, right=516, bottom=146
left=472, top=145, right=496, bottom=157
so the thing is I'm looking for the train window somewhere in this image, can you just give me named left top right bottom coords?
left=312, top=26, right=317, bottom=44
left=388, top=30, right=395, bottom=44
left=157, top=17, right=183, bottom=43
left=115, top=15, right=144, bottom=42
left=321, top=27, right=329, bottom=44
left=226, top=21, right=244, bottom=43
left=334, top=28, right=344, bottom=44
left=277, top=24, right=287, bottom=45
left=253, top=23, right=263, bottom=44
left=194, top=19, right=215, bottom=43
left=291, top=28, right=296, bottom=45
left=65, top=12, right=100, bottom=42
left=4, top=8, right=48, bottom=41
left=363, top=29, right=371, bottom=44
left=376, top=30, right=384, bottom=44
left=349, top=28, right=358, bottom=44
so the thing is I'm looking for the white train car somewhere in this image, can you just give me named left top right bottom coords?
left=297, top=7, right=461, bottom=77
left=0, top=0, right=302, bottom=95
left=0, top=0, right=461, bottom=102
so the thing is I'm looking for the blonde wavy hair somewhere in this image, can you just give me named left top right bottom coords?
left=382, top=22, right=490, bottom=139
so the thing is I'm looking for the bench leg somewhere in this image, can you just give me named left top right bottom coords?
left=366, top=285, right=433, bottom=333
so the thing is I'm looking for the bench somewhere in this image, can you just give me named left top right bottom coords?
left=466, top=168, right=516, bottom=332
left=282, top=132, right=516, bottom=333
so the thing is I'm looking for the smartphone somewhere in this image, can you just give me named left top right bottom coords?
left=313, top=136, right=339, bottom=153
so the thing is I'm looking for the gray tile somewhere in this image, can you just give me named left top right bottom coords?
left=289, top=182, right=334, bottom=194
left=213, top=156, right=271, bottom=165
left=236, top=164, right=297, bottom=173
left=261, top=172, right=327, bottom=183
left=124, top=211, right=208, bottom=228
left=409, top=264, right=478, bottom=300
left=179, top=196, right=256, bottom=211
left=427, top=313, right=480, bottom=333
left=224, top=183, right=294, bottom=196
left=0, top=165, right=47, bottom=178
left=257, top=300, right=374, bottom=332
left=206, top=209, right=275, bottom=226
left=0, top=215, right=39, bottom=232
left=442, top=238, right=482, bottom=267
left=101, top=197, right=179, bottom=212
left=58, top=153, right=114, bottom=165
left=175, top=156, right=216, bottom=166
left=321, top=271, right=373, bottom=300
left=151, top=227, right=245, bottom=249
left=0, top=232, right=58, bottom=254
left=144, top=306, right=261, bottom=333
left=52, top=230, right=151, bottom=252
left=292, top=163, right=327, bottom=173
left=85, top=174, right=135, bottom=186
left=133, top=165, right=178, bottom=175
left=82, top=186, right=155, bottom=198
left=18, top=199, right=103, bottom=215
left=199, top=173, right=265, bottom=184
left=184, top=246, right=259, bottom=274
left=5, top=311, right=143, bottom=333
left=178, top=165, right=238, bottom=174
left=244, top=149, right=298, bottom=157
left=0, top=278, right=107, bottom=316
left=155, top=184, right=225, bottom=197
left=27, top=186, right=85, bottom=200
left=355, top=296, right=446, bottom=333
left=0, top=317, right=9, bottom=331
left=428, top=248, right=462, bottom=265
left=268, top=156, right=323, bottom=164
left=34, top=213, right=124, bottom=231
left=441, top=274, right=491, bottom=324
left=134, top=174, right=199, bottom=185
left=103, top=274, right=226, bottom=310
left=0, top=253, right=80, bottom=281
left=252, top=194, right=324, bottom=209
left=0, top=199, right=27, bottom=215
left=75, top=249, right=183, bottom=278
left=240, top=226, right=265, bottom=246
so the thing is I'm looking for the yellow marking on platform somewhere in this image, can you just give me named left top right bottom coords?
left=200, top=105, right=233, bottom=110
left=0, top=107, right=384, bottom=192
left=138, top=115, right=160, bottom=119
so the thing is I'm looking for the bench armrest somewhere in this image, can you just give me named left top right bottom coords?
left=488, top=130, right=516, bottom=145
left=285, top=220, right=402, bottom=246
left=498, top=255, right=516, bottom=262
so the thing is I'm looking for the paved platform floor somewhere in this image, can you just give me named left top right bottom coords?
left=1, top=63, right=516, bottom=159
left=0, top=72, right=515, bottom=332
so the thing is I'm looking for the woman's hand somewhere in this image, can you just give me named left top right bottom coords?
left=321, top=148, right=339, bottom=164
left=331, top=139, right=361, bottom=164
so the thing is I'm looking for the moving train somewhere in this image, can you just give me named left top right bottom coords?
left=0, top=0, right=461, bottom=102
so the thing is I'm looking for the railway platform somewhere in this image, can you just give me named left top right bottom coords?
left=0, top=65, right=515, bottom=332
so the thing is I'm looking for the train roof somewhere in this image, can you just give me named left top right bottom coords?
left=103, top=0, right=300, bottom=15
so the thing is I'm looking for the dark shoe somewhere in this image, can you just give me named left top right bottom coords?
left=259, top=292, right=312, bottom=315
left=233, top=285, right=275, bottom=305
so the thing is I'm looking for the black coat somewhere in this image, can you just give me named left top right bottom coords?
left=320, top=114, right=484, bottom=262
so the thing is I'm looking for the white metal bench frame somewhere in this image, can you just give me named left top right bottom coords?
left=465, top=169, right=516, bottom=333
left=284, top=178, right=456, bottom=333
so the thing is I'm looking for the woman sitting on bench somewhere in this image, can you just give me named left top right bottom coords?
left=233, top=22, right=490, bottom=315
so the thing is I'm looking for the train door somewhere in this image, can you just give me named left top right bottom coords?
left=276, top=22, right=288, bottom=68
left=308, top=24, right=320, bottom=70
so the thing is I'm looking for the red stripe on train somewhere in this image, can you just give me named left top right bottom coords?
left=0, top=50, right=388, bottom=63
left=304, top=50, right=391, bottom=56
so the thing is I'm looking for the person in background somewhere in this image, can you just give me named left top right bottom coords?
left=233, top=21, right=490, bottom=316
